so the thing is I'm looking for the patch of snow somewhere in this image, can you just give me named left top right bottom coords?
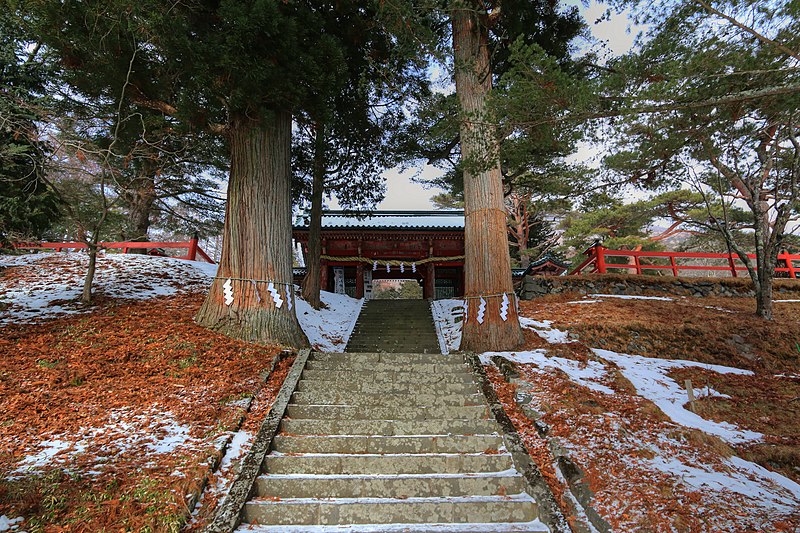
left=13, top=409, right=200, bottom=475
left=727, top=456, right=800, bottom=500
left=481, top=350, right=615, bottom=395
left=221, top=431, right=252, bottom=472
left=774, top=299, right=800, bottom=303
left=566, top=299, right=602, bottom=304
left=704, top=305, right=735, bottom=313
left=552, top=460, right=602, bottom=533
left=589, top=293, right=673, bottom=301
left=0, top=516, right=23, bottom=532
left=295, top=289, right=363, bottom=352
left=593, top=349, right=762, bottom=444
left=430, top=298, right=465, bottom=354
left=519, top=317, right=571, bottom=344
left=13, top=439, right=80, bottom=471
left=648, top=455, right=800, bottom=514
left=0, top=253, right=215, bottom=324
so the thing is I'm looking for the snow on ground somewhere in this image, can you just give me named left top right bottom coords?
left=648, top=455, right=800, bottom=515
left=296, top=289, right=363, bottom=352
left=481, top=300, right=800, bottom=530
left=0, top=516, right=23, bottom=532
left=12, top=408, right=202, bottom=477
left=518, top=317, right=571, bottom=344
left=593, top=348, right=762, bottom=444
left=0, top=252, right=217, bottom=324
left=588, top=293, right=674, bottom=301
left=1, top=252, right=363, bottom=352
left=430, top=298, right=465, bottom=354
left=481, top=350, right=614, bottom=395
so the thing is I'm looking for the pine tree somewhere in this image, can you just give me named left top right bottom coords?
left=0, top=12, right=60, bottom=242
left=600, top=0, right=800, bottom=319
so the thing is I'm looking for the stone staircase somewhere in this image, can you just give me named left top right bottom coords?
left=345, top=299, right=441, bottom=353
left=236, top=352, right=547, bottom=532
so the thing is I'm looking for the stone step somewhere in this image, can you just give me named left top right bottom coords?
left=345, top=337, right=439, bottom=343
left=311, top=353, right=461, bottom=364
left=263, top=453, right=514, bottom=475
left=242, top=494, right=537, bottom=526
left=254, top=472, right=526, bottom=499
left=290, top=391, right=486, bottom=407
left=279, top=418, right=498, bottom=436
left=345, top=345, right=441, bottom=354
left=301, top=370, right=475, bottom=384
left=351, top=325, right=437, bottom=333
left=271, top=435, right=505, bottom=454
left=295, top=380, right=477, bottom=395
left=305, top=361, right=467, bottom=373
left=285, top=404, right=488, bottom=421
left=236, top=521, right=550, bottom=533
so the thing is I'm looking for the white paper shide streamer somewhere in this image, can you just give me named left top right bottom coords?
left=267, top=282, right=284, bottom=308
left=386, top=263, right=390, bottom=273
left=223, top=279, right=234, bottom=306
left=400, top=262, right=405, bottom=273
left=285, top=285, right=293, bottom=310
left=477, top=296, right=486, bottom=324
left=412, top=262, right=417, bottom=273
left=373, top=261, right=378, bottom=271
left=500, top=293, right=510, bottom=321
left=462, top=298, right=469, bottom=320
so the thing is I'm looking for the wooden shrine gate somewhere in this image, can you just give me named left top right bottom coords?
left=292, top=211, right=466, bottom=300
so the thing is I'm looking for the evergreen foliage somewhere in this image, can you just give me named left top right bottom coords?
left=0, top=13, right=60, bottom=241
left=598, top=0, right=800, bottom=318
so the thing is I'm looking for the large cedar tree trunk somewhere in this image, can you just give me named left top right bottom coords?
left=301, top=122, right=326, bottom=309
left=453, top=6, right=524, bottom=352
left=196, top=112, right=309, bottom=347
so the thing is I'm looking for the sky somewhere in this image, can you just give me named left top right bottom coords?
left=342, top=0, right=642, bottom=211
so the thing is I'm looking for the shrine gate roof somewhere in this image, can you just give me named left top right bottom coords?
left=293, top=210, right=465, bottom=231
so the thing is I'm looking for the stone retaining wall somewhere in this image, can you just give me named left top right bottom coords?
left=520, top=274, right=800, bottom=300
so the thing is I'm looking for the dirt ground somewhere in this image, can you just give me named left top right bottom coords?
left=487, top=292, right=800, bottom=532
left=0, top=292, right=283, bottom=532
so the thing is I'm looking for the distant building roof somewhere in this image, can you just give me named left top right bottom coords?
left=293, top=210, right=465, bottom=231
left=511, top=268, right=527, bottom=278
left=521, top=253, right=570, bottom=276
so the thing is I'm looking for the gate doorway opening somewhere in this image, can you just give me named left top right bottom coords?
left=372, top=279, right=423, bottom=299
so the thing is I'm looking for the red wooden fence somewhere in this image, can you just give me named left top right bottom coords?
left=570, top=243, right=798, bottom=279
left=12, top=236, right=215, bottom=264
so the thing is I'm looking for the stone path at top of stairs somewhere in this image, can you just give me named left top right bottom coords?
left=235, top=352, right=548, bottom=532
left=345, top=299, right=441, bottom=353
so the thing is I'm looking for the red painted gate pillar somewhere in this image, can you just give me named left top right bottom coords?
left=355, top=263, right=364, bottom=299
left=423, top=263, right=436, bottom=299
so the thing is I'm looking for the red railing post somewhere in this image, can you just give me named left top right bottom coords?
left=187, top=232, right=199, bottom=261
left=633, top=255, right=642, bottom=275
left=781, top=251, right=797, bottom=279
left=728, top=252, right=738, bottom=278
left=595, top=243, right=607, bottom=274
left=670, top=256, right=678, bottom=277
